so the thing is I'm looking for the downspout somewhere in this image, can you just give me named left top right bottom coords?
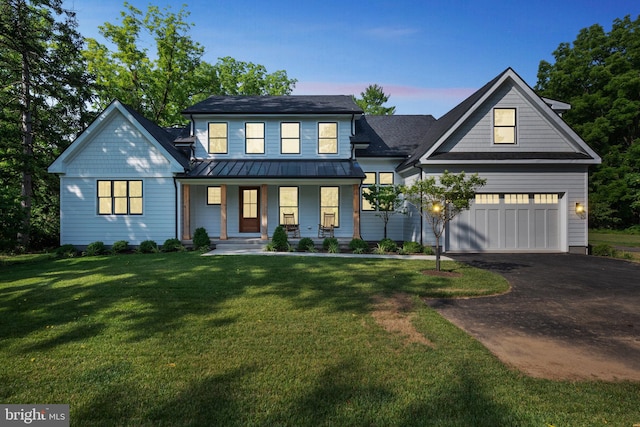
left=173, top=177, right=178, bottom=239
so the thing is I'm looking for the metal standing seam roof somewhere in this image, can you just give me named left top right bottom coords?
left=182, top=159, right=366, bottom=179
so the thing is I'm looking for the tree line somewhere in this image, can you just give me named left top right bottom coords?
left=0, top=1, right=637, bottom=252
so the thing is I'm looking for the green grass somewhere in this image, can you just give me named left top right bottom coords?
left=1, top=253, right=639, bottom=426
left=589, top=230, right=640, bottom=261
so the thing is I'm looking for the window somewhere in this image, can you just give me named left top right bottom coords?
left=281, top=122, right=300, bottom=154
left=207, top=187, right=221, bottom=205
left=475, top=194, right=500, bottom=204
left=318, top=122, right=337, bottom=154
left=208, top=123, right=227, bottom=154
left=362, top=187, right=374, bottom=211
left=505, top=194, right=529, bottom=204
left=379, top=172, right=394, bottom=185
left=363, top=173, right=376, bottom=185
left=494, top=108, right=516, bottom=144
left=320, top=186, right=339, bottom=226
left=245, top=122, right=265, bottom=154
left=362, top=172, right=395, bottom=211
left=534, top=194, right=559, bottom=204
left=279, top=187, right=299, bottom=224
left=97, top=180, right=142, bottom=215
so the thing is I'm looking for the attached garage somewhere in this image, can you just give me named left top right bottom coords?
left=448, top=193, right=562, bottom=252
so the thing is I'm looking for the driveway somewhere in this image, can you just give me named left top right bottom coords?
left=426, top=253, right=640, bottom=381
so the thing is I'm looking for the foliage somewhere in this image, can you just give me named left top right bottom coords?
left=138, top=240, right=158, bottom=254
left=84, top=241, right=106, bottom=256
left=362, top=184, right=405, bottom=238
left=192, top=227, right=211, bottom=250
left=0, top=0, right=94, bottom=250
left=297, top=237, right=316, bottom=252
left=162, top=238, right=184, bottom=252
left=271, top=226, right=289, bottom=252
left=399, top=241, right=423, bottom=254
left=378, top=238, right=398, bottom=253
left=403, top=171, right=486, bottom=270
left=536, top=15, right=640, bottom=227
left=84, top=3, right=296, bottom=126
left=354, top=84, right=396, bottom=115
left=327, top=241, right=340, bottom=253
left=322, top=237, right=339, bottom=251
left=422, top=245, right=435, bottom=255
left=348, top=238, right=369, bottom=254
left=111, top=240, right=129, bottom=254
left=591, top=243, right=617, bottom=257
left=54, top=244, right=77, bottom=258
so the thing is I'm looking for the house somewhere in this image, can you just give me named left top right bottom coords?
left=48, top=68, right=601, bottom=253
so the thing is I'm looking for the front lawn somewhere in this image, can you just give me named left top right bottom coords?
left=1, top=253, right=638, bottom=426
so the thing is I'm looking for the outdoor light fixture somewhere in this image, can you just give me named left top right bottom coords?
left=432, top=202, right=442, bottom=214
left=575, top=202, right=586, bottom=218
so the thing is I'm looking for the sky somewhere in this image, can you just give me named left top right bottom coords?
left=64, top=0, right=640, bottom=117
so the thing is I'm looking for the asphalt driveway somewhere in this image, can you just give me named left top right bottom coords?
left=427, top=253, right=640, bottom=381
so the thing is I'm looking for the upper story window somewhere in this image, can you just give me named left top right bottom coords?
left=281, top=122, right=300, bottom=154
left=98, top=180, right=142, bottom=215
left=208, top=123, right=228, bottom=154
left=379, top=172, right=394, bottom=185
left=493, top=108, right=516, bottom=144
left=245, top=122, right=265, bottom=154
left=318, top=122, right=337, bottom=154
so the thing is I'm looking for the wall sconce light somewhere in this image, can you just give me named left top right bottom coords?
left=575, top=202, right=586, bottom=218
left=431, top=202, right=442, bottom=214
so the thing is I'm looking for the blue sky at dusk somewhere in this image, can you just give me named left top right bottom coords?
left=66, top=0, right=639, bottom=117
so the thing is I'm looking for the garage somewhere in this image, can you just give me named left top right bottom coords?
left=447, top=193, right=561, bottom=252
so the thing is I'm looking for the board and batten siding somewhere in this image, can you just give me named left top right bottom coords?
left=192, top=116, right=354, bottom=160
left=438, top=83, right=578, bottom=153
left=58, top=111, right=178, bottom=246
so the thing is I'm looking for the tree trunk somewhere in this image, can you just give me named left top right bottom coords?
left=435, top=235, right=441, bottom=271
left=18, top=24, right=33, bottom=248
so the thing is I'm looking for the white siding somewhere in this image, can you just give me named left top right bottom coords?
left=58, top=112, right=177, bottom=246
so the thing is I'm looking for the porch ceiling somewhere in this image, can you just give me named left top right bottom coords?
left=182, top=159, right=366, bottom=179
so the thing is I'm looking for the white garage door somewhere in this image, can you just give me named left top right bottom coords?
left=447, top=193, right=561, bottom=252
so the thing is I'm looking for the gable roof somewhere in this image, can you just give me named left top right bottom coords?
left=49, top=100, right=189, bottom=173
left=182, top=95, right=363, bottom=115
left=398, top=68, right=601, bottom=170
left=354, top=115, right=436, bottom=157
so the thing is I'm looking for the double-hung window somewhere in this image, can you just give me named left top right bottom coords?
left=246, top=122, right=265, bottom=154
left=320, top=186, right=339, bottom=227
left=208, top=123, right=228, bottom=154
left=279, top=187, right=299, bottom=224
left=97, top=180, right=143, bottom=215
left=362, top=172, right=395, bottom=211
left=494, top=108, right=516, bottom=144
left=318, top=122, right=337, bottom=154
left=207, top=187, right=221, bottom=205
left=281, top=122, right=300, bottom=154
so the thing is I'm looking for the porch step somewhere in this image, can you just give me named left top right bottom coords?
left=211, top=239, right=268, bottom=254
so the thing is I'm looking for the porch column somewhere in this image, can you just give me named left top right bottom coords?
left=220, top=184, right=228, bottom=240
left=182, top=184, right=191, bottom=240
left=352, top=184, right=361, bottom=239
left=261, top=184, right=268, bottom=240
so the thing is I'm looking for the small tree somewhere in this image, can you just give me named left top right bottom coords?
left=362, top=184, right=405, bottom=238
left=403, top=171, right=486, bottom=271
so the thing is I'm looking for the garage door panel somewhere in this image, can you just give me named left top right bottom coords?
left=487, top=209, right=500, bottom=249
left=517, top=209, right=530, bottom=249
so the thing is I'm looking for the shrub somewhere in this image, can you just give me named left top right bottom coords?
left=297, top=237, right=316, bottom=252
left=423, top=245, right=435, bottom=255
left=138, top=240, right=159, bottom=254
left=349, top=238, right=369, bottom=254
left=162, top=238, right=184, bottom=252
left=85, top=241, right=106, bottom=256
left=55, top=244, right=78, bottom=258
left=271, top=226, right=289, bottom=251
left=400, top=241, right=423, bottom=254
left=327, top=241, right=340, bottom=253
left=322, top=237, right=339, bottom=251
left=378, top=238, right=398, bottom=253
left=626, top=225, right=640, bottom=234
left=111, top=240, right=129, bottom=254
left=193, top=227, right=211, bottom=250
left=592, top=243, right=616, bottom=257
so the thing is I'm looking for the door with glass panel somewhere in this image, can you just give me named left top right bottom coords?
left=239, top=187, right=260, bottom=232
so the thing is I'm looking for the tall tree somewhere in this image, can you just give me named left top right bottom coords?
left=354, top=84, right=396, bottom=115
left=403, top=171, right=486, bottom=271
left=85, top=2, right=297, bottom=126
left=536, top=15, right=640, bottom=227
left=0, top=0, right=93, bottom=249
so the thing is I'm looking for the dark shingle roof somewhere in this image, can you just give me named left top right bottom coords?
left=182, top=95, right=363, bottom=115
left=354, top=115, right=437, bottom=157
left=428, top=152, right=594, bottom=161
left=184, top=159, right=365, bottom=179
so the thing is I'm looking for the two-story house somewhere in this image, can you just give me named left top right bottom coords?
left=49, top=68, right=601, bottom=253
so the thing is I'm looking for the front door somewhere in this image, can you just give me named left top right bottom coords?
left=239, top=187, right=260, bottom=232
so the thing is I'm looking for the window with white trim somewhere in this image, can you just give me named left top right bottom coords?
left=245, top=122, right=265, bottom=154
left=281, top=122, right=300, bottom=154
left=320, top=186, right=339, bottom=226
left=208, top=123, right=228, bottom=154
left=494, top=108, right=516, bottom=144
left=318, top=122, right=337, bottom=154
left=97, top=180, right=143, bottom=215
left=279, top=187, right=299, bottom=224
left=207, top=187, right=221, bottom=205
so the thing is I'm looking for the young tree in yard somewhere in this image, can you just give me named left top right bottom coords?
left=85, top=3, right=297, bottom=127
left=354, top=84, right=396, bottom=115
left=403, top=171, right=486, bottom=271
left=0, top=0, right=93, bottom=249
left=362, top=184, right=405, bottom=238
